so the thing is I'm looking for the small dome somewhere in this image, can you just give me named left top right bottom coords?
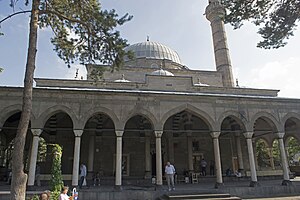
left=124, top=41, right=182, bottom=65
left=151, top=69, right=174, bottom=76
left=114, top=74, right=131, bottom=83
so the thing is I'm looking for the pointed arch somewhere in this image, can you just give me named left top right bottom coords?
left=160, top=104, right=214, bottom=131
left=0, top=104, right=36, bottom=127
left=250, top=111, right=280, bottom=133
left=217, top=110, right=248, bottom=131
left=282, top=112, right=300, bottom=126
left=0, top=104, right=22, bottom=127
left=122, top=108, right=157, bottom=130
left=37, top=105, right=78, bottom=128
left=81, top=106, right=119, bottom=130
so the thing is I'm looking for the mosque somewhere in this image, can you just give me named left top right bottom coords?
left=0, top=0, right=300, bottom=190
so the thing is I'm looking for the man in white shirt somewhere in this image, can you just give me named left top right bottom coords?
left=165, top=161, right=176, bottom=191
left=79, top=163, right=87, bottom=188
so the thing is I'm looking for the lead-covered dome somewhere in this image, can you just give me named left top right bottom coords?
left=124, top=41, right=182, bottom=65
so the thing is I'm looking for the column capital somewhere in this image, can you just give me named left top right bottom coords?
left=115, top=130, right=124, bottom=137
left=243, top=132, right=254, bottom=139
left=210, top=131, right=220, bottom=139
left=276, top=132, right=285, bottom=139
left=31, top=129, right=42, bottom=137
left=73, top=130, right=83, bottom=137
left=154, top=130, right=163, bottom=138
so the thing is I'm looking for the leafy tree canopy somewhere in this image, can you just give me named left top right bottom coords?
left=221, top=0, right=300, bottom=49
left=3, top=0, right=133, bottom=70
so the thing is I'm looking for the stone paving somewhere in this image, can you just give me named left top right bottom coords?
left=1, top=177, right=300, bottom=199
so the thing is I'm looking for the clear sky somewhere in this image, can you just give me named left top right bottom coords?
left=1, top=0, right=300, bottom=98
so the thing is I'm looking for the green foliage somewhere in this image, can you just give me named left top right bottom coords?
left=49, top=144, right=63, bottom=192
left=0, top=67, right=3, bottom=72
left=37, top=0, right=132, bottom=70
left=221, top=0, right=300, bottom=49
left=50, top=190, right=60, bottom=200
left=37, top=137, right=47, bottom=162
left=256, top=139, right=271, bottom=167
left=272, top=139, right=281, bottom=166
left=287, top=137, right=300, bottom=164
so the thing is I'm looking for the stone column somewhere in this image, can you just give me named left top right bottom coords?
left=155, top=130, right=163, bottom=187
left=187, top=133, right=194, bottom=172
left=276, top=132, right=292, bottom=185
left=268, top=147, right=275, bottom=170
left=72, top=130, right=83, bottom=186
left=115, top=130, right=124, bottom=190
left=88, top=135, right=95, bottom=172
left=210, top=132, right=223, bottom=188
left=253, top=141, right=259, bottom=170
left=235, top=133, right=244, bottom=171
left=28, top=129, right=42, bottom=186
left=243, top=132, right=258, bottom=187
left=144, top=132, right=151, bottom=178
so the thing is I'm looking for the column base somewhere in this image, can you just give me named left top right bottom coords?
left=282, top=180, right=292, bottom=186
left=27, top=186, right=36, bottom=191
left=214, top=182, right=224, bottom=188
left=114, top=185, right=123, bottom=191
left=155, top=184, right=163, bottom=191
left=144, top=171, right=152, bottom=179
left=249, top=181, right=259, bottom=187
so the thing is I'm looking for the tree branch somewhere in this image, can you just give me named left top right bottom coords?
left=0, top=10, right=31, bottom=24
left=40, top=9, right=95, bottom=37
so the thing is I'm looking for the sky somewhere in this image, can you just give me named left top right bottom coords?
left=0, top=0, right=300, bottom=98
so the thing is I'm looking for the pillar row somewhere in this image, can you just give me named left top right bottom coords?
left=72, top=130, right=83, bottom=186
left=243, top=132, right=258, bottom=187
left=115, top=130, right=124, bottom=188
left=28, top=129, right=42, bottom=186
left=276, top=132, right=292, bottom=185
left=235, top=133, right=244, bottom=171
left=144, top=132, right=151, bottom=178
left=210, top=132, right=223, bottom=188
left=155, top=130, right=163, bottom=186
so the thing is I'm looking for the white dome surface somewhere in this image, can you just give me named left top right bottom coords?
left=124, top=41, right=182, bottom=65
left=151, top=69, right=174, bottom=76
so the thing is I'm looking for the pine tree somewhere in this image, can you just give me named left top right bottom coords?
left=0, top=1, right=132, bottom=199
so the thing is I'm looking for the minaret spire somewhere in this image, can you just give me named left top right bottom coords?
left=205, top=0, right=234, bottom=87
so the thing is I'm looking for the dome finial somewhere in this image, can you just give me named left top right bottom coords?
left=147, top=35, right=150, bottom=41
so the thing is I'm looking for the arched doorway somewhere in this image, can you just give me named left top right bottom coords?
left=123, top=115, right=153, bottom=177
left=82, top=113, right=115, bottom=178
left=163, top=110, right=211, bottom=177
left=40, top=112, right=74, bottom=177
left=0, top=112, right=32, bottom=182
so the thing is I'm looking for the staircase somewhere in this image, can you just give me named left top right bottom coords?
left=159, top=193, right=241, bottom=200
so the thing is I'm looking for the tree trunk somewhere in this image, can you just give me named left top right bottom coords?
left=10, top=0, right=40, bottom=199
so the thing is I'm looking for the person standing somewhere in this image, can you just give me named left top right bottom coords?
left=59, top=186, right=70, bottom=200
left=79, top=163, right=87, bottom=188
left=165, top=161, right=176, bottom=191
left=200, top=158, right=207, bottom=176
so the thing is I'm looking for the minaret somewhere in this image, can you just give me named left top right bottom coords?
left=205, top=0, right=234, bottom=87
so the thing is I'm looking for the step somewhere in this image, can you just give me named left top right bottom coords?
left=189, top=197, right=241, bottom=200
left=167, top=193, right=232, bottom=199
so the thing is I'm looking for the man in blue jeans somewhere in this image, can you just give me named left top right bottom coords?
left=165, top=161, right=176, bottom=191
